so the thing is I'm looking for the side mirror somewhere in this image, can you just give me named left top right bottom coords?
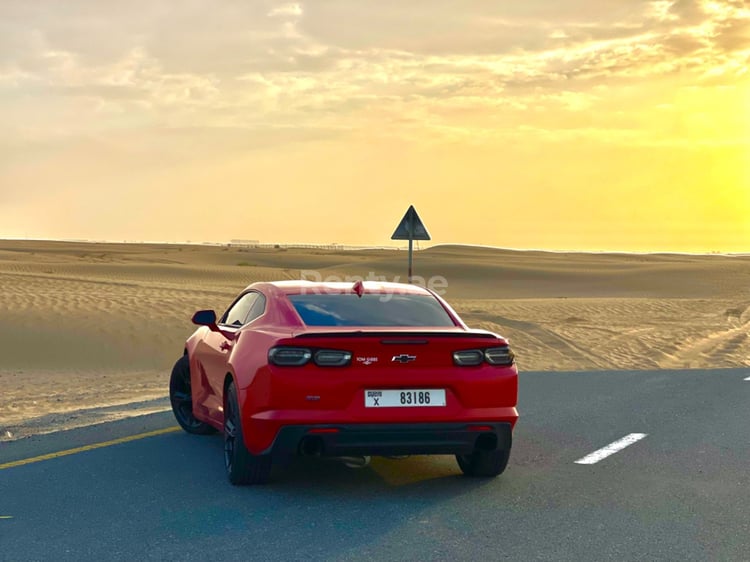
left=191, top=309, right=236, bottom=341
left=192, top=309, right=217, bottom=326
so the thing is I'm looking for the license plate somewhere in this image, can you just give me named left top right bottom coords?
left=365, top=389, right=446, bottom=408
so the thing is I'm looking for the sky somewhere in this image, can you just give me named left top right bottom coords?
left=1, top=0, right=748, bottom=252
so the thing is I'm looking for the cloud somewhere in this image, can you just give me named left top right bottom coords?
left=714, top=19, right=750, bottom=51
left=1, top=0, right=748, bottom=157
left=669, top=0, right=708, bottom=23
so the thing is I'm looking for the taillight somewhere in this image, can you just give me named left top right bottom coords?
left=453, top=346, right=515, bottom=366
left=268, top=347, right=312, bottom=366
left=268, top=347, right=352, bottom=367
left=484, top=346, right=515, bottom=366
left=453, top=349, right=484, bottom=366
left=313, top=350, right=352, bottom=367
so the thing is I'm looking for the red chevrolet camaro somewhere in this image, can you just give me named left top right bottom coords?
left=169, top=280, right=519, bottom=485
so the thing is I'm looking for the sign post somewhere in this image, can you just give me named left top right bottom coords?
left=391, top=205, right=431, bottom=283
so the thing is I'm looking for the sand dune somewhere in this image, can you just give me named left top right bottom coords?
left=1, top=240, right=749, bottom=439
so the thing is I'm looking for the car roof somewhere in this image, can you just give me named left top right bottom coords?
left=246, top=280, right=434, bottom=297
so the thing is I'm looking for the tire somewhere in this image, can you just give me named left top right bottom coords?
left=456, top=448, right=510, bottom=477
left=169, top=355, right=216, bottom=435
left=224, top=381, right=272, bottom=485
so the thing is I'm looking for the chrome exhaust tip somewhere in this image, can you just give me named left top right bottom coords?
left=338, top=455, right=371, bottom=468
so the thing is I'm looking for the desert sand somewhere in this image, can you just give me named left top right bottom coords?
left=1, top=240, right=749, bottom=440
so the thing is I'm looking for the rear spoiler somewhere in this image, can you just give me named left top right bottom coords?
left=293, top=330, right=499, bottom=340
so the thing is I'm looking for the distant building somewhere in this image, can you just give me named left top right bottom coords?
left=229, top=239, right=260, bottom=248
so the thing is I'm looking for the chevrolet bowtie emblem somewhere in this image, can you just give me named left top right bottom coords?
left=392, top=354, right=417, bottom=363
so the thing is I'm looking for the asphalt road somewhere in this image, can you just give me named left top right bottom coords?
left=1, top=369, right=748, bottom=561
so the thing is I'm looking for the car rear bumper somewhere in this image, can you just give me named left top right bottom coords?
left=264, top=421, right=512, bottom=460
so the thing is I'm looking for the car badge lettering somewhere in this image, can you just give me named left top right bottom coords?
left=392, top=354, right=417, bottom=363
left=356, top=356, right=378, bottom=366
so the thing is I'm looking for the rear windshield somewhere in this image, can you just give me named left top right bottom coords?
left=287, top=293, right=456, bottom=327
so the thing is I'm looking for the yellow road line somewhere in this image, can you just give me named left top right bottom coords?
left=0, top=516, right=13, bottom=519
left=0, top=426, right=181, bottom=470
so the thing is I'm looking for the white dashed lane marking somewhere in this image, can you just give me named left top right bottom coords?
left=575, top=433, right=648, bottom=465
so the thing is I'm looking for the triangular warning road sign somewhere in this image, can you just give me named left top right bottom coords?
left=391, top=205, right=431, bottom=241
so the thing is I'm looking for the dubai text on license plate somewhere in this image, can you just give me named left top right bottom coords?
left=364, top=389, right=446, bottom=408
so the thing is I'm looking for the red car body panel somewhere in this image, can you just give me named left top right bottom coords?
left=184, top=281, right=519, bottom=455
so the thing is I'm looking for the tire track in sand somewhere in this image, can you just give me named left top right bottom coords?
left=464, top=311, right=613, bottom=370
left=659, top=303, right=750, bottom=368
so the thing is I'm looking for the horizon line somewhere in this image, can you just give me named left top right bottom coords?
left=0, top=237, right=747, bottom=257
